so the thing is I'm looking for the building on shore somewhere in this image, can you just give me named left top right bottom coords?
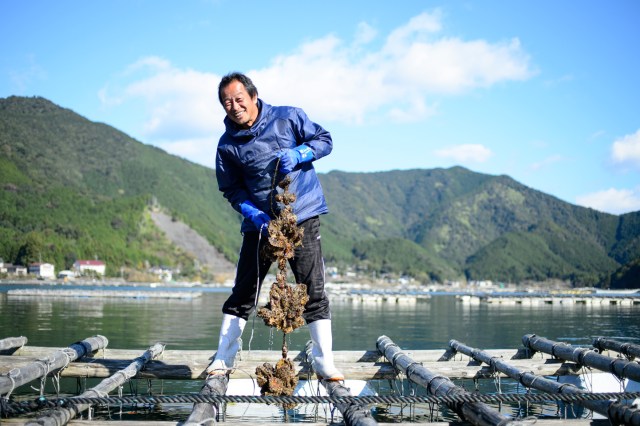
left=1, top=259, right=27, bottom=277
left=73, top=260, right=106, bottom=276
left=28, top=262, right=56, bottom=279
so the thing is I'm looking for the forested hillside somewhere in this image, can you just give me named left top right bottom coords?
left=1, top=96, right=639, bottom=286
left=0, top=96, right=240, bottom=279
left=319, top=169, right=638, bottom=285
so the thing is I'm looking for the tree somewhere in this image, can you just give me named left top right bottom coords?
left=16, top=231, right=45, bottom=266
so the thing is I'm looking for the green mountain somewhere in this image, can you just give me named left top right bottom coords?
left=1, top=96, right=639, bottom=286
left=0, top=96, right=240, bottom=280
left=319, top=168, right=638, bottom=285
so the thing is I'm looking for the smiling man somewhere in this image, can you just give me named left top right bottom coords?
left=209, top=72, right=343, bottom=381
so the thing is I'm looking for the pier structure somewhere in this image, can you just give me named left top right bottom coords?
left=457, top=292, right=640, bottom=306
left=1, top=334, right=640, bottom=425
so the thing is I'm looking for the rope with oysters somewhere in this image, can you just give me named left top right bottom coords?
left=254, top=173, right=309, bottom=408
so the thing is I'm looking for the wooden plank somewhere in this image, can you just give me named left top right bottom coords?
left=9, top=346, right=550, bottom=364
left=0, top=355, right=577, bottom=381
left=0, top=336, right=28, bottom=353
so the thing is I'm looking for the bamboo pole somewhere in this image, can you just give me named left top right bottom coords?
left=450, top=339, right=640, bottom=426
left=1, top=354, right=573, bottom=381
left=0, top=337, right=28, bottom=353
left=304, top=341, right=377, bottom=426
left=522, top=334, right=640, bottom=382
left=25, top=342, right=164, bottom=426
left=0, top=336, right=108, bottom=396
left=593, top=337, right=640, bottom=360
left=11, top=347, right=552, bottom=364
left=377, top=335, right=510, bottom=426
left=182, top=375, right=228, bottom=425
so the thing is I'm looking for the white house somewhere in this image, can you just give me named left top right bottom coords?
left=28, top=263, right=56, bottom=279
left=4, top=264, right=27, bottom=276
left=73, top=260, right=106, bottom=276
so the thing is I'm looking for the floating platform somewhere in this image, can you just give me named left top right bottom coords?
left=1, top=334, right=639, bottom=425
left=6, top=289, right=202, bottom=300
left=457, top=293, right=640, bottom=306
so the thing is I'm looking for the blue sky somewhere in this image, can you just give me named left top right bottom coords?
left=2, top=1, right=639, bottom=214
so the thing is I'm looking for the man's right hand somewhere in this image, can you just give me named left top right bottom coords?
left=277, top=145, right=314, bottom=175
left=239, top=200, right=270, bottom=230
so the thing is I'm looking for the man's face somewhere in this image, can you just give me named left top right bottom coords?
left=221, top=80, right=259, bottom=128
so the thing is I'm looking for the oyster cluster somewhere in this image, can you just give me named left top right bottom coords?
left=256, top=175, right=309, bottom=404
left=255, top=358, right=298, bottom=409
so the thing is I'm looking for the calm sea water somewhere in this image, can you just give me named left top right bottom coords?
left=1, top=282, right=639, bottom=422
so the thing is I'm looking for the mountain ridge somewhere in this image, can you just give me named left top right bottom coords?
left=1, top=96, right=639, bottom=287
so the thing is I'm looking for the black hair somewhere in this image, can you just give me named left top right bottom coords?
left=218, top=72, right=258, bottom=104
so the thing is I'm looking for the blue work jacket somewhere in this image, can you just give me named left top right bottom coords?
left=215, top=100, right=332, bottom=232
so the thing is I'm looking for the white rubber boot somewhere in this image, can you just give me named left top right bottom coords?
left=309, top=319, right=344, bottom=381
left=206, top=314, right=246, bottom=375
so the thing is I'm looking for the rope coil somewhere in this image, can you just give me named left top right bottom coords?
left=3, top=390, right=639, bottom=410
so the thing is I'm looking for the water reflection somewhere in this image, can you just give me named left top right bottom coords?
left=2, top=291, right=639, bottom=350
left=1, top=290, right=639, bottom=423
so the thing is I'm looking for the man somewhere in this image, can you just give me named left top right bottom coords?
left=209, top=72, right=343, bottom=381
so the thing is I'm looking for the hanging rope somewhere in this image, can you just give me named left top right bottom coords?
left=3, top=390, right=640, bottom=417
left=253, top=163, right=309, bottom=406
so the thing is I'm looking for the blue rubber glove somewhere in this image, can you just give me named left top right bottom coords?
left=239, top=200, right=270, bottom=231
left=278, top=145, right=314, bottom=175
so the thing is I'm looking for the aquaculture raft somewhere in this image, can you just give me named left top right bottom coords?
left=1, top=334, right=640, bottom=425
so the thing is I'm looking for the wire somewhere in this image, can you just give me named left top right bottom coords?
left=247, top=223, right=267, bottom=354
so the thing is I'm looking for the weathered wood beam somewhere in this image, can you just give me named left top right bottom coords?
left=378, top=335, right=510, bottom=426
left=0, top=336, right=108, bottom=396
left=0, top=355, right=576, bottom=381
left=9, top=347, right=547, bottom=364
left=0, top=337, right=28, bottom=353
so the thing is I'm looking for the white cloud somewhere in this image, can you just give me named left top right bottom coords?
left=589, top=130, right=605, bottom=141
left=157, top=136, right=217, bottom=169
left=100, top=56, right=223, bottom=139
left=254, top=11, right=533, bottom=124
left=9, top=54, right=47, bottom=93
left=353, top=22, right=377, bottom=46
left=434, top=144, right=493, bottom=163
left=124, top=56, right=172, bottom=74
left=530, top=154, right=563, bottom=171
left=98, top=10, right=534, bottom=166
left=388, top=98, right=438, bottom=123
left=611, top=129, right=640, bottom=168
left=542, top=73, right=573, bottom=88
left=576, top=187, right=640, bottom=215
